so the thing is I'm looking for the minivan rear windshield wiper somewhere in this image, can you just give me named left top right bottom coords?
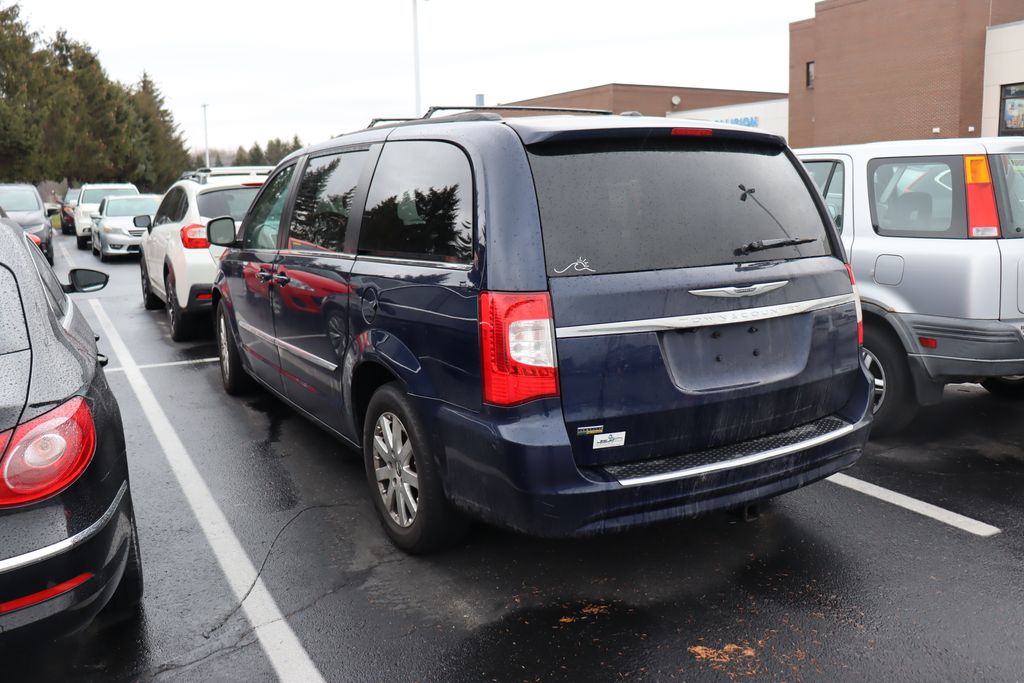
left=736, top=237, right=818, bottom=255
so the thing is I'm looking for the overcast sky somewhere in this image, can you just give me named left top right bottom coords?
left=20, top=0, right=818, bottom=153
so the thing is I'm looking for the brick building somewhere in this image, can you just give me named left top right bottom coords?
left=790, top=0, right=1024, bottom=147
left=504, top=83, right=785, bottom=117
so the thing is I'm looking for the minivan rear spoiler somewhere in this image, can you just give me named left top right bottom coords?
left=513, top=125, right=787, bottom=148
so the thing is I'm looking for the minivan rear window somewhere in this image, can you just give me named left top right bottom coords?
left=527, top=138, right=832, bottom=276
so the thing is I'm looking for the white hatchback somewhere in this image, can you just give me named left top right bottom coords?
left=137, top=171, right=267, bottom=340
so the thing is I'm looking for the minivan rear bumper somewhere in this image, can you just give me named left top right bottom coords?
left=430, top=369, right=872, bottom=537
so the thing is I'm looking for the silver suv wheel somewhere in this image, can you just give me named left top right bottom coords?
left=863, top=348, right=886, bottom=413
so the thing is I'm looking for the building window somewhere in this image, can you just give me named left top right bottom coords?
left=806, top=61, right=815, bottom=89
left=1000, top=83, right=1024, bottom=136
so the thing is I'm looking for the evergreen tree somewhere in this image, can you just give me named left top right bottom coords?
left=247, top=142, right=266, bottom=165
left=233, top=146, right=248, bottom=165
left=0, top=8, right=190, bottom=189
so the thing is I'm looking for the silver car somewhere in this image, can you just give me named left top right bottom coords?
left=90, top=194, right=162, bottom=261
left=798, top=138, right=1024, bottom=435
left=0, top=184, right=53, bottom=264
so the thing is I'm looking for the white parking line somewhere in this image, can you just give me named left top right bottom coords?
left=827, top=472, right=1001, bottom=537
left=105, top=357, right=219, bottom=373
left=89, top=300, right=324, bottom=683
left=56, top=237, right=74, bottom=266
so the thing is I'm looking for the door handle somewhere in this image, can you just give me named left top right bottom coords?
left=273, top=273, right=290, bottom=286
left=255, top=270, right=273, bottom=282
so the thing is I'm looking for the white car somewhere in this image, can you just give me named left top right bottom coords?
left=89, top=194, right=161, bottom=261
left=74, top=183, right=139, bottom=249
left=138, top=172, right=267, bottom=340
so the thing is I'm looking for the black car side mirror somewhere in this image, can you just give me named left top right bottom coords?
left=207, top=216, right=237, bottom=247
left=46, top=206, right=59, bottom=217
left=133, top=214, right=152, bottom=232
left=63, top=268, right=109, bottom=293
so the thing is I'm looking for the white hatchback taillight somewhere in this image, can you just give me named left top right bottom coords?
left=479, top=292, right=559, bottom=406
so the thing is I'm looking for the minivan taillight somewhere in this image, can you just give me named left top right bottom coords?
left=845, top=263, right=863, bottom=346
left=0, top=397, right=96, bottom=506
left=180, top=224, right=210, bottom=249
left=964, top=155, right=1000, bottom=238
left=479, top=292, right=559, bottom=406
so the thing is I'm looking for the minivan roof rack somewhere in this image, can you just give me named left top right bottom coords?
left=422, top=105, right=613, bottom=118
left=368, top=117, right=416, bottom=127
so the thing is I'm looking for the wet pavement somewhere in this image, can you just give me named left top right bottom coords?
left=13, top=231, right=1024, bottom=681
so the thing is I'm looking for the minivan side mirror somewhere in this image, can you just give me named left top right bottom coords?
left=63, top=268, right=109, bottom=293
left=207, top=216, right=237, bottom=247
left=46, top=206, right=59, bottom=217
left=133, top=214, right=152, bottom=231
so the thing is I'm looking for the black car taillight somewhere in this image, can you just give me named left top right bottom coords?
left=0, top=397, right=96, bottom=506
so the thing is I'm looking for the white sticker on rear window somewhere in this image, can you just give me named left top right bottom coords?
left=593, top=432, right=626, bottom=449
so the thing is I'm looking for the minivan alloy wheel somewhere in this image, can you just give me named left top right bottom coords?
left=862, top=347, right=886, bottom=413
left=372, top=412, right=419, bottom=528
left=218, top=315, right=231, bottom=384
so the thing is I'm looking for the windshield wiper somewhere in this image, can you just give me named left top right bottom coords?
left=736, top=236, right=818, bottom=256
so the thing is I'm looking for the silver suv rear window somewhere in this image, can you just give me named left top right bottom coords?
left=527, top=138, right=833, bottom=277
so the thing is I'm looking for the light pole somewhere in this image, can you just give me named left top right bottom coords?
left=412, top=0, right=421, bottom=115
left=202, top=103, right=210, bottom=168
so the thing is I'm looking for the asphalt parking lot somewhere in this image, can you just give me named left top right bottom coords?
left=15, top=231, right=1024, bottom=681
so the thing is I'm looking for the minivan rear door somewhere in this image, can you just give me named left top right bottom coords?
left=527, top=131, right=861, bottom=468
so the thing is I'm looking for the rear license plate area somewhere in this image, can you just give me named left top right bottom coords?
left=658, top=315, right=813, bottom=392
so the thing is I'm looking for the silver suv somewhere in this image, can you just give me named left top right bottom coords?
left=798, top=138, right=1024, bottom=434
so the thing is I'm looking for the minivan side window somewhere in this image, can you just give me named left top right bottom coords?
left=803, top=160, right=845, bottom=230
left=359, top=141, right=473, bottom=264
left=288, top=151, right=368, bottom=253
left=243, top=165, right=296, bottom=251
left=868, top=156, right=967, bottom=238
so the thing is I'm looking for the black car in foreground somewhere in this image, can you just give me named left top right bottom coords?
left=0, top=223, right=142, bottom=641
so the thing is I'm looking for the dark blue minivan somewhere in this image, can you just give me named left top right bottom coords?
left=207, top=112, right=872, bottom=553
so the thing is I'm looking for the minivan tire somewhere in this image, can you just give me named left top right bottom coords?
left=216, top=302, right=254, bottom=395
left=981, top=376, right=1024, bottom=399
left=863, top=328, right=918, bottom=436
left=362, top=383, right=468, bottom=554
left=76, top=235, right=88, bottom=250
